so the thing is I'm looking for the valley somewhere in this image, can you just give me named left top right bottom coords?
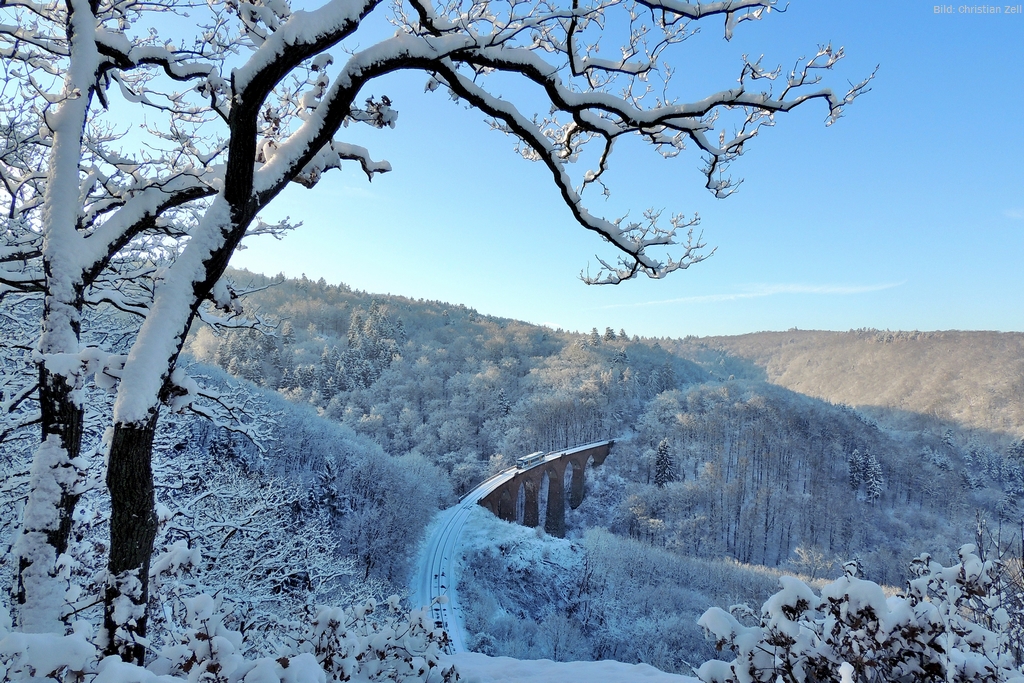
left=2, top=269, right=1021, bottom=680
left=192, top=270, right=1024, bottom=673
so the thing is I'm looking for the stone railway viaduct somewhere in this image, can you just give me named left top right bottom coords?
left=477, top=440, right=613, bottom=537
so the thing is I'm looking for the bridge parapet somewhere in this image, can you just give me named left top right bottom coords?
left=478, top=440, right=614, bottom=537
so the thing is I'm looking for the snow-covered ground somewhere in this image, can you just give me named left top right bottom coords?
left=449, top=508, right=699, bottom=681
left=455, top=504, right=583, bottom=571
left=444, top=652, right=699, bottom=683
left=453, top=505, right=586, bottom=628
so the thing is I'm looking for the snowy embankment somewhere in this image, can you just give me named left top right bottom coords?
left=443, top=652, right=699, bottom=683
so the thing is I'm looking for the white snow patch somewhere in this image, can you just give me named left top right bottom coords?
left=443, top=652, right=700, bottom=683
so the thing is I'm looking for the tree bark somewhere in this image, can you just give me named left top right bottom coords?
left=13, top=361, right=85, bottom=631
left=37, top=365, right=85, bottom=553
left=104, top=413, right=159, bottom=664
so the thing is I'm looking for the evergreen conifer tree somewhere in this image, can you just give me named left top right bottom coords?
left=848, top=448, right=866, bottom=490
left=654, top=439, right=675, bottom=488
left=657, top=361, right=677, bottom=393
left=865, top=452, right=883, bottom=504
left=497, top=388, right=511, bottom=416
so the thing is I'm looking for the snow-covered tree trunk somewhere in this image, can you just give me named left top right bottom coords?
left=102, top=197, right=237, bottom=660
left=12, top=0, right=100, bottom=631
left=103, top=415, right=159, bottom=663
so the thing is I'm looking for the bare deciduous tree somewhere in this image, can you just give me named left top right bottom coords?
left=3, top=0, right=871, bottom=662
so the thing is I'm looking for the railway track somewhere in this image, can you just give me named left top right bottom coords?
left=411, top=467, right=516, bottom=653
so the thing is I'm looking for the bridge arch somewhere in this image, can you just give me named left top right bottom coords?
left=522, top=478, right=540, bottom=528
left=567, top=458, right=585, bottom=510
left=497, top=482, right=517, bottom=522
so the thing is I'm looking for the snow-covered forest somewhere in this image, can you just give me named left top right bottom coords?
left=177, top=270, right=1024, bottom=677
left=3, top=262, right=1024, bottom=679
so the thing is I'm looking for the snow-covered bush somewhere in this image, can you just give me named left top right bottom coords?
left=697, top=546, right=1024, bottom=683
left=293, top=596, right=458, bottom=683
left=0, top=357, right=453, bottom=680
left=0, top=596, right=459, bottom=683
left=0, top=608, right=97, bottom=682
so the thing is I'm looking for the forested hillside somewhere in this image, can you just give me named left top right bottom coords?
left=458, top=378, right=1024, bottom=670
left=679, top=329, right=1024, bottom=437
left=177, top=270, right=1024, bottom=675
left=3, top=267, right=1022, bottom=678
left=186, top=269, right=703, bottom=495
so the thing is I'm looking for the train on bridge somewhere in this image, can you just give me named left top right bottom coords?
left=515, top=451, right=546, bottom=469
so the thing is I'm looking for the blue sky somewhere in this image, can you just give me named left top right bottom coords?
left=234, top=1, right=1024, bottom=338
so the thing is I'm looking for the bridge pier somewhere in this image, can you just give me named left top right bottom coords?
left=523, top=479, right=540, bottom=528
left=568, top=459, right=585, bottom=510
left=544, top=467, right=565, bottom=537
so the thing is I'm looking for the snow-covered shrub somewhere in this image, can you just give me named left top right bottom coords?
left=0, top=596, right=459, bottom=683
left=295, top=596, right=458, bottom=682
left=0, top=606, right=98, bottom=682
left=149, top=593, right=256, bottom=681
left=697, top=546, right=1024, bottom=683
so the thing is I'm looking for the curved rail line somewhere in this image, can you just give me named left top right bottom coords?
left=411, top=440, right=616, bottom=653
left=411, top=468, right=517, bottom=653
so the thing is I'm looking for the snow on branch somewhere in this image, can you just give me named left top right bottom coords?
left=164, top=369, right=279, bottom=451
left=320, top=2, right=869, bottom=282
left=240, top=214, right=301, bottom=246
left=229, top=0, right=381, bottom=96
left=288, top=139, right=392, bottom=187
left=633, top=0, right=776, bottom=41
left=80, top=174, right=218, bottom=272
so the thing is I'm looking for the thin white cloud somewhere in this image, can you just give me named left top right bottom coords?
left=338, top=185, right=378, bottom=199
left=600, top=281, right=906, bottom=309
left=1005, top=208, right=1024, bottom=220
